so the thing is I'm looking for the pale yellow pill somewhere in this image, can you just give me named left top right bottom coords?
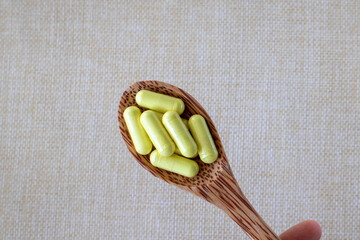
left=174, top=147, right=198, bottom=158
left=174, top=147, right=182, bottom=155
left=140, top=110, right=175, bottom=157
left=189, top=115, right=218, bottom=164
left=152, top=111, right=164, bottom=121
left=136, top=90, right=185, bottom=114
left=153, top=111, right=189, bottom=128
left=154, top=111, right=192, bottom=157
left=150, top=150, right=199, bottom=178
left=162, top=111, right=197, bottom=158
left=182, top=119, right=189, bottom=128
left=123, top=106, right=152, bottom=155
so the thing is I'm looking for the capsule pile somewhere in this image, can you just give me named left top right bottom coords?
left=123, top=90, right=218, bottom=178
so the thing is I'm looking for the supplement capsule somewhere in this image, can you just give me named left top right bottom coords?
left=188, top=115, right=218, bottom=164
left=174, top=147, right=198, bottom=158
left=174, top=147, right=182, bottom=155
left=152, top=111, right=164, bottom=121
left=153, top=111, right=189, bottom=128
left=182, top=119, right=189, bottom=128
left=150, top=150, right=199, bottom=178
left=136, top=90, right=185, bottom=114
left=123, top=106, right=152, bottom=155
left=140, top=110, right=175, bottom=157
left=162, top=111, right=197, bottom=158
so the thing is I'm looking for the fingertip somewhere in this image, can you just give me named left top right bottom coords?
left=304, top=220, right=322, bottom=239
left=280, top=220, right=322, bottom=240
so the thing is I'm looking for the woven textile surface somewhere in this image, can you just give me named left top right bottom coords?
left=1, top=1, right=359, bottom=239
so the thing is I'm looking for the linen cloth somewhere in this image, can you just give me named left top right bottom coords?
left=1, top=1, right=359, bottom=239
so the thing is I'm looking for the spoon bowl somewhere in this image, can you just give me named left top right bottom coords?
left=118, top=81, right=280, bottom=240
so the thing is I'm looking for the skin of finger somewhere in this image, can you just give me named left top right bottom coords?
left=279, top=220, right=322, bottom=240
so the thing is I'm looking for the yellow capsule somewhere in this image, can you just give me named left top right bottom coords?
left=162, top=111, right=197, bottom=158
left=155, top=112, right=192, bottom=157
left=150, top=150, right=199, bottom=178
left=140, top=110, right=175, bottom=157
left=123, top=106, right=152, bottom=155
left=153, top=111, right=189, bottom=128
left=174, top=147, right=182, bottom=155
left=188, top=115, right=218, bottom=164
left=182, top=119, right=189, bottom=128
left=174, top=147, right=198, bottom=158
left=152, top=111, right=164, bottom=121
left=136, top=90, right=185, bottom=114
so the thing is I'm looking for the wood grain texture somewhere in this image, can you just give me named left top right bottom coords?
left=118, top=81, right=280, bottom=240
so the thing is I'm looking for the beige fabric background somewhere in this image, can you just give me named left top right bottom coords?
left=1, top=1, right=359, bottom=239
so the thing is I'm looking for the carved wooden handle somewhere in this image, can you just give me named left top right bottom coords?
left=213, top=185, right=280, bottom=240
left=191, top=171, right=280, bottom=240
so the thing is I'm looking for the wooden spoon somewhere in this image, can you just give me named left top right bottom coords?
left=118, top=81, right=280, bottom=240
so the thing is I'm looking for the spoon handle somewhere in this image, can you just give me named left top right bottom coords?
left=193, top=171, right=280, bottom=240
